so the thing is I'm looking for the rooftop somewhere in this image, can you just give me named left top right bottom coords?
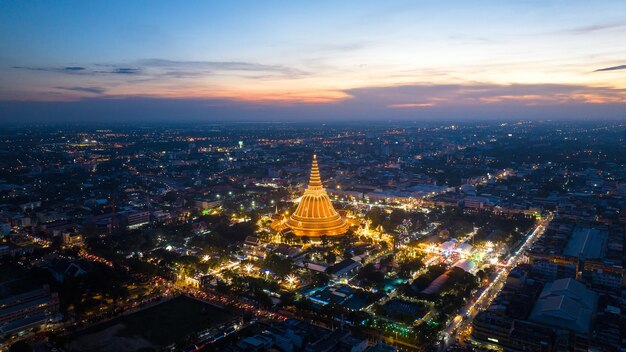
left=529, top=278, right=597, bottom=334
left=563, top=226, right=607, bottom=259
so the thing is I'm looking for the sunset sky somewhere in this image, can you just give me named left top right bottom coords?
left=1, top=0, right=625, bottom=122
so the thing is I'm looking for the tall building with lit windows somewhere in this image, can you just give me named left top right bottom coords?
left=284, top=154, right=349, bottom=238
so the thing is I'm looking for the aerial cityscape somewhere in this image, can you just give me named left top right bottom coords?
left=0, top=2, right=625, bottom=352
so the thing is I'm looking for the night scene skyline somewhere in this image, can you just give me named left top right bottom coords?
left=0, top=2, right=625, bottom=352
left=1, top=1, right=626, bottom=122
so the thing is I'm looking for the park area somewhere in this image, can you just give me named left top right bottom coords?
left=66, top=295, right=234, bottom=352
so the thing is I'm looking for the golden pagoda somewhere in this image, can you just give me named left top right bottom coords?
left=285, top=154, right=349, bottom=238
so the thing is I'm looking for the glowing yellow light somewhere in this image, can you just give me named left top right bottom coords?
left=284, top=274, right=299, bottom=289
left=244, top=263, right=254, bottom=273
left=285, top=155, right=349, bottom=237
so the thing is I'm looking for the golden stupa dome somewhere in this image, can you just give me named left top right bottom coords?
left=285, top=154, right=349, bottom=237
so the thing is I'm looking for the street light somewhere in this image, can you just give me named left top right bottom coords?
left=285, top=274, right=298, bottom=288
left=244, top=263, right=254, bottom=274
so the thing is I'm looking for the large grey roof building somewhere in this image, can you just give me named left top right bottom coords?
left=562, top=226, right=607, bottom=259
left=529, top=278, right=597, bottom=334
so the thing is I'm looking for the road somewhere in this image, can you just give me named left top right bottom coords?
left=440, top=215, right=551, bottom=350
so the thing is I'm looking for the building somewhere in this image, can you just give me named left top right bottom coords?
left=365, top=342, right=397, bottom=352
left=47, top=257, right=90, bottom=282
left=529, top=223, right=623, bottom=291
left=562, top=226, right=607, bottom=260
left=530, top=254, right=578, bottom=282
left=0, top=245, right=9, bottom=258
left=61, top=231, right=83, bottom=247
left=225, top=319, right=367, bottom=352
left=243, top=236, right=265, bottom=259
left=528, top=278, right=597, bottom=335
left=0, top=222, right=11, bottom=235
left=284, top=155, right=350, bottom=238
left=580, top=260, right=623, bottom=291
left=473, top=311, right=554, bottom=351
left=0, top=285, right=60, bottom=337
left=382, top=299, right=428, bottom=321
left=473, top=277, right=601, bottom=352
left=422, top=262, right=475, bottom=295
left=194, top=199, right=222, bottom=210
left=126, top=210, right=150, bottom=229
left=307, top=284, right=373, bottom=310
left=326, top=259, right=361, bottom=279
left=462, top=196, right=493, bottom=212
left=304, top=329, right=368, bottom=352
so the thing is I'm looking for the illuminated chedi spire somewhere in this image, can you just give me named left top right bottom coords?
left=285, top=154, right=349, bottom=237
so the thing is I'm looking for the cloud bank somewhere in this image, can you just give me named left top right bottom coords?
left=1, top=82, right=625, bottom=124
left=56, top=86, right=106, bottom=94
left=12, top=59, right=307, bottom=80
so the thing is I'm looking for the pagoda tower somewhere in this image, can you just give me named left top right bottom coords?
left=285, top=154, right=349, bottom=237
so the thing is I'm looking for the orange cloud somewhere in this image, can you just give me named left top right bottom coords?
left=343, top=83, right=626, bottom=110
left=388, top=102, right=436, bottom=108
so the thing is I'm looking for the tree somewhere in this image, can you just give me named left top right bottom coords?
left=164, top=191, right=178, bottom=203
left=295, top=297, right=314, bottom=311
left=253, top=288, right=273, bottom=308
left=263, top=254, right=294, bottom=277
left=366, top=208, right=386, bottom=228
left=320, top=302, right=345, bottom=319
left=476, top=269, right=488, bottom=282
left=388, top=209, right=408, bottom=230
left=357, top=263, right=385, bottom=289
left=413, top=322, right=440, bottom=345
left=398, top=258, right=424, bottom=278
left=216, top=221, right=257, bottom=243
left=324, top=251, right=336, bottom=264
left=313, top=272, right=330, bottom=286
left=280, top=291, right=295, bottom=307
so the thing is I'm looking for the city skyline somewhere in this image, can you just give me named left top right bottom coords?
left=1, top=3, right=624, bottom=350
left=0, top=120, right=623, bottom=351
left=1, top=1, right=626, bottom=122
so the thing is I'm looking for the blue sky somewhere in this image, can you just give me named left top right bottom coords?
left=1, top=1, right=625, bottom=121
